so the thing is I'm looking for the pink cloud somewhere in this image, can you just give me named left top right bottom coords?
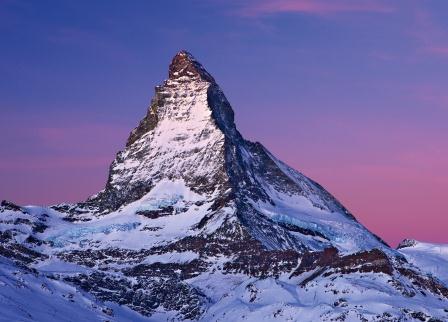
left=238, top=0, right=394, bottom=17
left=426, top=46, right=448, bottom=56
left=409, top=6, right=448, bottom=58
left=413, top=84, right=448, bottom=109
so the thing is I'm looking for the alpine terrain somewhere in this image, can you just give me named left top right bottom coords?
left=1, top=51, right=447, bottom=322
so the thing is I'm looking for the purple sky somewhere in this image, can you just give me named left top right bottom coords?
left=1, top=0, right=447, bottom=247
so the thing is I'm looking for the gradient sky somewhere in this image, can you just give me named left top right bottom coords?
left=1, top=0, right=447, bottom=247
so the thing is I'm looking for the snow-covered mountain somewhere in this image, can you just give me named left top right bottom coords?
left=398, top=239, right=448, bottom=286
left=1, top=51, right=447, bottom=322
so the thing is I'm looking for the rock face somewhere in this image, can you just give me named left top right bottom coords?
left=1, top=51, right=448, bottom=321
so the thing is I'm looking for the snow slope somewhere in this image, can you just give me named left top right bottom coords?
left=398, top=239, right=448, bottom=286
left=0, top=257, right=150, bottom=322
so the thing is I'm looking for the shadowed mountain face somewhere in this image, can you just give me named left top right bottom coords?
left=1, top=51, right=447, bottom=321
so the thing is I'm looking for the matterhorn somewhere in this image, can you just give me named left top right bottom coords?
left=1, top=51, right=447, bottom=322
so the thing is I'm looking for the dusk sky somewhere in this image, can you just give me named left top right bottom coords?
left=1, top=0, right=447, bottom=247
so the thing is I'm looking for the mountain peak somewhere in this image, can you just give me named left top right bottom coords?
left=168, top=50, right=215, bottom=83
left=397, top=238, right=418, bottom=249
left=83, top=50, right=381, bottom=254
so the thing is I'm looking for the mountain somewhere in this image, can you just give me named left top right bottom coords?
left=1, top=51, right=447, bottom=322
left=398, top=239, right=448, bottom=286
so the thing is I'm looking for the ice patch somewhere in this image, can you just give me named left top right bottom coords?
left=47, top=222, right=140, bottom=247
left=271, top=214, right=334, bottom=239
left=137, top=195, right=183, bottom=212
left=136, top=179, right=204, bottom=212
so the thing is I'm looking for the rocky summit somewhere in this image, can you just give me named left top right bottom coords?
left=1, top=51, right=448, bottom=322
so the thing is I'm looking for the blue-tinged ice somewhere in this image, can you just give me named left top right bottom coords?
left=47, top=222, right=140, bottom=247
left=136, top=194, right=184, bottom=212
left=271, top=214, right=335, bottom=239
